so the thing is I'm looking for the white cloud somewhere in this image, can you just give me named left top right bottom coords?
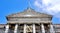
left=34, top=0, right=60, bottom=15
left=54, top=12, right=60, bottom=18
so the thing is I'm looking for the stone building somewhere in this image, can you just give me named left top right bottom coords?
left=0, top=8, right=60, bottom=33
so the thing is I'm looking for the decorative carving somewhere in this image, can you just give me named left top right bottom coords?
left=26, top=25, right=33, bottom=32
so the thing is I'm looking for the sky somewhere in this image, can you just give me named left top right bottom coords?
left=0, top=0, right=60, bottom=24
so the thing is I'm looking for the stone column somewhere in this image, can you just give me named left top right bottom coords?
left=5, top=24, right=9, bottom=33
left=41, top=24, right=45, bottom=33
left=24, top=24, right=26, bottom=33
left=14, top=24, right=18, bottom=33
left=33, top=24, right=36, bottom=33
left=50, top=24, right=55, bottom=33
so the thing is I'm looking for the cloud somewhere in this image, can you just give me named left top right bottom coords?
left=54, top=12, right=60, bottom=18
left=34, top=0, right=60, bottom=15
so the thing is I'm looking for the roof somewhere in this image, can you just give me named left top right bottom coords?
left=6, top=8, right=52, bottom=18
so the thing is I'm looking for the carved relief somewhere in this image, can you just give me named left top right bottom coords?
left=26, top=25, right=33, bottom=32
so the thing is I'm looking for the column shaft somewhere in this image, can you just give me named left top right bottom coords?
left=33, top=24, right=36, bottom=33
left=5, top=25, right=9, bottom=33
left=24, top=24, right=26, bottom=33
left=41, top=24, right=45, bottom=33
left=14, top=24, right=18, bottom=33
left=50, top=24, right=55, bottom=33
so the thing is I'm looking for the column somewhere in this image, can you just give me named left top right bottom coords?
left=14, top=24, right=18, bottom=33
left=41, top=24, right=45, bottom=33
left=24, top=24, right=26, bottom=33
left=50, top=24, right=55, bottom=33
left=5, top=24, right=9, bottom=33
left=33, top=24, right=36, bottom=33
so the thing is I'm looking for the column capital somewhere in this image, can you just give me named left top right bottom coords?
left=50, top=24, right=55, bottom=33
left=24, top=24, right=26, bottom=33
left=5, top=24, right=9, bottom=33
left=41, top=23, right=45, bottom=33
left=14, top=24, right=18, bottom=33
left=33, top=24, right=36, bottom=33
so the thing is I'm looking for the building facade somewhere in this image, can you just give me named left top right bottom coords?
left=0, top=8, right=60, bottom=33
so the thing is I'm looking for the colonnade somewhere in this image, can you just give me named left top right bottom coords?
left=5, top=23, right=55, bottom=33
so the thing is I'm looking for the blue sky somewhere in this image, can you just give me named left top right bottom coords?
left=0, top=0, right=60, bottom=24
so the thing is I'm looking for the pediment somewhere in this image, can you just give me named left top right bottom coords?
left=7, top=8, right=52, bottom=18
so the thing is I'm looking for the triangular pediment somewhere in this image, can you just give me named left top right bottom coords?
left=7, top=8, right=52, bottom=18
